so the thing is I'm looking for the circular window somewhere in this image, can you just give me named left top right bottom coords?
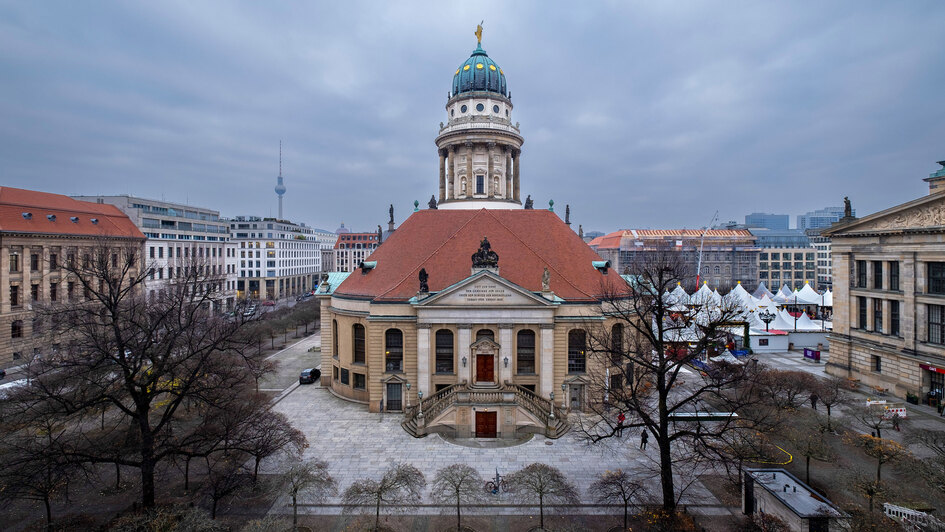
left=493, top=105, right=500, bottom=113
left=476, top=103, right=484, bottom=112
left=461, top=105, right=468, bottom=113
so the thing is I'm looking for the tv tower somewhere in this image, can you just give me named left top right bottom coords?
left=275, top=140, right=287, bottom=219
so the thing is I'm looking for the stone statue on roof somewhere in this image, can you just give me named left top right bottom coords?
left=565, top=204, right=570, bottom=225
left=844, top=196, right=852, bottom=218
left=578, top=224, right=584, bottom=239
left=418, top=268, right=429, bottom=293
left=428, top=195, right=438, bottom=209
left=541, top=267, right=550, bottom=292
left=471, top=237, right=499, bottom=268
left=523, top=195, right=533, bottom=209
left=389, top=204, right=394, bottom=225
left=377, top=225, right=383, bottom=244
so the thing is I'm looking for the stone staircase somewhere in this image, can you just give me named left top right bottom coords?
left=402, top=381, right=569, bottom=439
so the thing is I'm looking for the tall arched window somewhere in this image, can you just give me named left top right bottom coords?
left=516, top=329, right=536, bottom=374
left=476, top=175, right=484, bottom=195
left=352, top=323, right=365, bottom=364
left=332, top=319, right=339, bottom=359
left=385, top=328, right=403, bottom=372
left=568, top=329, right=586, bottom=374
left=435, top=329, right=453, bottom=374
left=611, top=323, right=624, bottom=366
left=476, top=329, right=494, bottom=342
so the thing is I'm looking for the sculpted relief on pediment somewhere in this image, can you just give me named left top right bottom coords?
left=859, top=203, right=945, bottom=231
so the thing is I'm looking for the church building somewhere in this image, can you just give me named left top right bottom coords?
left=318, top=31, right=628, bottom=439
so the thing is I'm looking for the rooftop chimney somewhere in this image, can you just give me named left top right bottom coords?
left=924, top=161, right=945, bottom=195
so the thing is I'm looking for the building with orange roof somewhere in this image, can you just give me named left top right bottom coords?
left=0, top=187, right=145, bottom=368
left=316, top=33, right=630, bottom=440
left=332, top=231, right=380, bottom=273
left=589, top=229, right=759, bottom=291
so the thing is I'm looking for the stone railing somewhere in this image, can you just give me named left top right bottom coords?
left=402, top=381, right=569, bottom=439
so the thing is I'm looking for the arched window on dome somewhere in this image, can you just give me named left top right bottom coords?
left=476, top=175, right=484, bottom=195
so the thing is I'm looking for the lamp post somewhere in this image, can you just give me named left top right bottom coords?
left=549, top=392, right=555, bottom=419
left=417, top=390, right=424, bottom=420
left=759, top=309, right=775, bottom=332
left=405, top=382, right=411, bottom=408
left=562, top=383, right=568, bottom=413
left=793, top=294, right=798, bottom=332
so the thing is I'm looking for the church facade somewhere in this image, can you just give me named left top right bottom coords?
left=317, top=32, right=629, bottom=439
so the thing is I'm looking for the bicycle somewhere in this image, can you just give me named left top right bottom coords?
left=484, top=468, right=508, bottom=495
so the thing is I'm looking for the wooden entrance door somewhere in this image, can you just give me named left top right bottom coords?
left=475, top=411, right=497, bottom=438
left=476, top=355, right=494, bottom=382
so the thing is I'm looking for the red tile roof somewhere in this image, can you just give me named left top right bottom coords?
left=591, top=229, right=755, bottom=249
left=0, top=187, right=144, bottom=239
left=334, top=209, right=625, bottom=302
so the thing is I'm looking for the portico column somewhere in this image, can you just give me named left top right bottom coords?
left=487, top=142, right=495, bottom=198
left=417, top=324, right=431, bottom=395
left=438, top=151, right=446, bottom=202
left=540, top=324, right=554, bottom=398
left=499, top=324, right=513, bottom=385
left=505, top=148, right=512, bottom=200
left=465, top=142, right=474, bottom=195
left=458, top=325, right=473, bottom=383
left=513, top=150, right=521, bottom=201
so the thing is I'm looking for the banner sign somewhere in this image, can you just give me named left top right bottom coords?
left=803, top=348, right=821, bottom=362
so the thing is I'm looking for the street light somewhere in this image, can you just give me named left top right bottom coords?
left=417, top=390, right=424, bottom=419
left=759, top=309, right=775, bottom=332
left=405, top=382, right=411, bottom=408
left=549, top=391, right=555, bottom=419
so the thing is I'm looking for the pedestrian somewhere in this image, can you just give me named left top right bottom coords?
left=616, top=412, right=625, bottom=437
left=810, top=393, right=819, bottom=411
left=892, top=412, right=901, bottom=432
left=640, top=429, right=648, bottom=450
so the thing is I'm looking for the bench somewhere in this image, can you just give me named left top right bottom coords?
left=845, top=378, right=860, bottom=390
left=872, top=385, right=889, bottom=395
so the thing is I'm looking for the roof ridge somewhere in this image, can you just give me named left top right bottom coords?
left=485, top=209, right=594, bottom=299
left=376, top=210, right=481, bottom=299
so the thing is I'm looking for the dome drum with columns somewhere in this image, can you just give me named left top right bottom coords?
left=436, top=39, right=523, bottom=209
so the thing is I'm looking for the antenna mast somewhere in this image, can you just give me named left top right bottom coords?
left=695, top=210, right=719, bottom=288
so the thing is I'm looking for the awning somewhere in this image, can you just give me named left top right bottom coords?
left=921, top=363, right=945, bottom=375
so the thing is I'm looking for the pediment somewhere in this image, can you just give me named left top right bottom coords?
left=831, top=195, right=945, bottom=234
left=418, top=271, right=554, bottom=307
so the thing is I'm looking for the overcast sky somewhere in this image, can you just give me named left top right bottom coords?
left=1, top=1, right=943, bottom=233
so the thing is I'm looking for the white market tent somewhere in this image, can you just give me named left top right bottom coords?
left=823, top=289, right=833, bottom=307
left=753, top=282, right=775, bottom=299
left=730, top=282, right=754, bottom=307
left=792, top=282, right=824, bottom=305
left=668, top=283, right=690, bottom=305
left=773, top=284, right=795, bottom=304
left=690, top=282, right=715, bottom=305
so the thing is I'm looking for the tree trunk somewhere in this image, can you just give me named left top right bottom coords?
left=185, top=457, right=191, bottom=491
left=806, top=455, right=811, bottom=484
left=292, top=494, right=298, bottom=530
left=44, top=495, right=52, bottom=532
left=254, top=456, right=261, bottom=483
left=539, top=492, right=544, bottom=530
left=140, top=457, right=156, bottom=507
left=375, top=496, right=381, bottom=532
left=826, top=405, right=832, bottom=431
left=211, top=497, right=218, bottom=519
left=877, top=459, right=882, bottom=483
left=456, top=488, right=462, bottom=530
left=115, top=462, right=121, bottom=490
left=623, top=501, right=629, bottom=531
left=658, top=440, right=676, bottom=511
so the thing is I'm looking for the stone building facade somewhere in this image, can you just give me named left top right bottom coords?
left=824, top=162, right=945, bottom=400
left=0, top=187, right=145, bottom=368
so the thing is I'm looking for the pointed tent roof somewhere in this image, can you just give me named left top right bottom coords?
left=795, top=282, right=823, bottom=305
left=730, top=282, right=752, bottom=304
left=823, top=289, right=833, bottom=307
left=753, top=282, right=775, bottom=299
left=668, top=283, right=690, bottom=305
left=794, top=311, right=821, bottom=331
left=769, top=310, right=796, bottom=331
left=690, top=282, right=714, bottom=305
left=755, top=293, right=778, bottom=310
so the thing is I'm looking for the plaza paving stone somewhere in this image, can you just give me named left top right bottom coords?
left=268, top=382, right=719, bottom=516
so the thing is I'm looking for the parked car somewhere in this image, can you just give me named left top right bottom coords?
left=242, top=305, right=257, bottom=317
left=262, top=300, right=276, bottom=307
left=299, top=368, right=321, bottom=384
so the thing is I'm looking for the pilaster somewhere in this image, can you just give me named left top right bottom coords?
left=438, top=151, right=446, bottom=202
left=417, top=324, right=431, bottom=395
left=458, top=325, right=473, bottom=383
left=513, top=150, right=521, bottom=201
left=540, top=324, right=554, bottom=398
left=499, top=324, right=513, bottom=384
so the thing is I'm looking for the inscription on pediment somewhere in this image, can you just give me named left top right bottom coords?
left=433, top=279, right=537, bottom=306
left=864, top=203, right=945, bottom=231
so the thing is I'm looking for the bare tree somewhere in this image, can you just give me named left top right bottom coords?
left=847, top=433, right=909, bottom=483
left=757, top=370, right=818, bottom=410
left=203, top=452, right=251, bottom=519
left=342, top=462, right=426, bottom=532
left=813, top=376, right=849, bottom=432
left=3, top=243, right=284, bottom=509
left=905, top=429, right=945, bottom=490
left=577, top=247, right=771, bottom=511
left=588, top=469, right=645, bottom=531
left=505, top=463, right=579, bottom=531
left=430, top=464, right=486, bottom=531
left=852, top=403, right=891, bottom=440
left=783, top=415, right=835, bottom=484
left=234, top=406, right=307, bottom=483
left=283, top=458, right=337, bottom=531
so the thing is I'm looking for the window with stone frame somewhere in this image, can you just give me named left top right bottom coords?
left=610, top=373, right=623, bottom=391
left=890, top=300, right=900, bottom=336
left=930, top=263, right=945, bottom=295
left=435, top=329, right=454, bottom=374
left=873, top=261, right=883, bottom=290
left=9, top=285, right=19, bottom=307
left=352, top=323, right=365, bottom=364
left=11, top=320, right=23, bottom=339
left=340, top=368, right=349, bottom=385
left=858, top=296, right=867, bottom=329
left=856, top=260, right=867, bottom=288
left=889, top=261, right=900, bottom=291
left=929, top=305, right=945, bottom=345
left=516, top=329, right=536, bottom=374
left=610, top=324, right=624, bottom=366
left=332, top=320, right=339, bottom=359
left=30, top=253, right=39, bottom=272
left=353, top=373, right=366, bottom=390
left=873, top=299, right=883, bottom=332
left=49, top=282, right=57, bottom=302
left=567, top=329, right=586, bottom=374
left=9, top=250, right=20, bottom=272
left=385, top=328, right=403, bottom=372
left=476, top=329, right=494, bottom=342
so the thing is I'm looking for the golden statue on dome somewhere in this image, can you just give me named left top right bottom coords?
left=475, top=21, right=483, bottom=44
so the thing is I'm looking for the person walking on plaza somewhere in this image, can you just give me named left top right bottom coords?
left=892, top=412, right=901, bottom=432
left=810, top=393, right=819, bottom=411
left=616, top=412, right=625, bottom=437
left=640, top=429, right=648, bottom=450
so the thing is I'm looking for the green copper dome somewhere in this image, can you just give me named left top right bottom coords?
left=451, top=44, right=507, bottom=97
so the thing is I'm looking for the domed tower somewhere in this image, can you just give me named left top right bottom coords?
left=435, top=28, right=524, bottom=209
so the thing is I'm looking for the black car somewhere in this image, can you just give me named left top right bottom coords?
left=299, top=368, right=321, bottom=384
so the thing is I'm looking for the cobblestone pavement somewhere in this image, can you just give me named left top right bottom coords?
left=267, top=383, right=720, bottom=516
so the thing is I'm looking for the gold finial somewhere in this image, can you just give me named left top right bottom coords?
left=475, top=21, right=483, bottom=44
